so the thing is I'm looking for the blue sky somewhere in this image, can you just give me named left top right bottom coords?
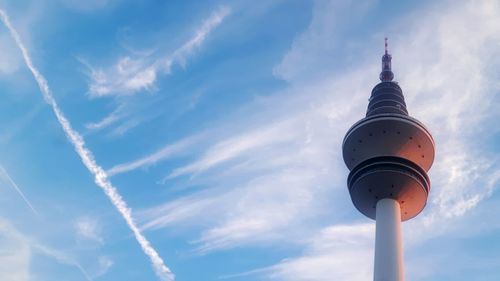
left=0, top=0, right=498, bottom=280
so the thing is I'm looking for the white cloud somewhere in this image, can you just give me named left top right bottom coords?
left=84, top=99, right=160, bottom=136
left=82, top=6, right=231, bottom=138
left=137, top=2, right=500, bottom=280
left=0, top=219, right=31, bottom=281
left=33, top=244, right=92, bottom=281
left=107, top=116, right=142, bottom=137
left=0, top=8, right=174, bottom=281
left=92, top=256, right=114, bottom=278
left=254, top=0, right=500, bottom=279
left=85, top=104, right=125, bottom=131
left=0, top=218, right=92, bottom=281
left=165, top=118, right=302, bottom=180
left=222, top=223, right=374, bottom=281
left=75, top=216, right=104, bottom=245
left=108, top=133, right=203, bottom=176
left=266, top=224, right=374, bottom=281
left=138, top=62, right=373, bottom=252
left=171, top=6, right=230, bottom=68
left=85, top=6, right=230, bottom=98
left=87, top=56, right=158, bottom=97
left=0, top=32, right=22, bottom=74
left=394, top=0, right=500, bottom=220
left=273, top=0, right=374, bottom=83
left=0, top=2, right=44, bottom=76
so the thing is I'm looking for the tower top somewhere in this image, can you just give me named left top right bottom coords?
left=379, top=37, right=394, bottom=82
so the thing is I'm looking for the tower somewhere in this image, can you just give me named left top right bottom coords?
left=342, top=39, right=435, bottom=281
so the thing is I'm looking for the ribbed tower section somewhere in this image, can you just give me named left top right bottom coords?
left=342, top=39, right=435, bottom=281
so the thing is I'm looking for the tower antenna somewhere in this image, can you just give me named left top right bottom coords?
left=380, top=37, right=394, bottom=82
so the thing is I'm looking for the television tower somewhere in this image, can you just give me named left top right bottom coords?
left=342, top=38, right=435, bottom=281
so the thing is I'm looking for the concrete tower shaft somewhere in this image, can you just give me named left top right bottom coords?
left=342, top=40, right=435, bottom=221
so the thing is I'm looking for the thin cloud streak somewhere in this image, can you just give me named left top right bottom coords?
left=0, top=218, right=32, bottom=280
left=75, top=216, right=104, bottom=245
left=34, top=244, right=93, bottom=281
left=138, top=72, right=369, bottom=252
left=165, top=119, right=299, bottom=180
left=83, top=6, right=231, bottom=138
left=169, top=6, right=230, bottom=68
left=0, top=218, right=92, bottom=281
left=250, top=0, right=500, bottom=279
left=87, top=6, right=231, bottom=98
left=137, top=2, right=500, bottom=279
left=107, top=134, right=202, bottom=176
left=85, top=104, right=124, bottom=131
left=0, top=165, right=39, bottom=216
left=0, top=9, right=174, bottom=281
left=221, top=223, right=374, bottom=281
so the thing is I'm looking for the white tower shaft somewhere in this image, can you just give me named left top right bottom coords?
left=374, top=198, right=405, bottom=281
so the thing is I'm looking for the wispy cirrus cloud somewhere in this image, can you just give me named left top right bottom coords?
left=0, top=8, right=174, bottom=281
left=245, top=0, right=500, bottom=279
left=74, top=216, right=104, bottom=245
left=33, top=243, right=92, bottom=281
left=0, top=218, right=32, bottom=281
left=107, top=133, right=203, bottom=176
left=135, top=1, right=500, bottom=279
left=84, top=104, right=125, bottom=131
left=0, top=32, right=23, bottom=74
left=84, top=97, right=163, bottom=137
left=82, top=6, right=231, bottom=138
left=138, top=83, right=365, bottom=251
left=84, top=6, right=230, bottom=98
left=222, top=223, right=374, bottom=281
left=0, top=218, right=93, bottom=281
left=164, top=119, right=302, bottom=181
left=93, top=256, right=114, bottom=278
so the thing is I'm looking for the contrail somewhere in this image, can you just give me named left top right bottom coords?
left=0, top=9, right=174, bottom=281
left=0, top=165, right=39, bottom=216
left=34, top=243, right=93, bottom=281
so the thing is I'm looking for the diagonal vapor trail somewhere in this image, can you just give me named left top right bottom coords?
left=0, top=9, right=174, bottom=281
left=0, top=165, right=39, bottom=216
left=34, top=243, right=93, bottom=281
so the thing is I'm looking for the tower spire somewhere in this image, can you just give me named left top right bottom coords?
left=380, top=37, right=394, bottom=82
left=385, top=37, right=388, bottom=55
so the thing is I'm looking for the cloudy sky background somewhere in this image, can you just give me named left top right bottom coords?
left=0, top=0, right=498, bottom=280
